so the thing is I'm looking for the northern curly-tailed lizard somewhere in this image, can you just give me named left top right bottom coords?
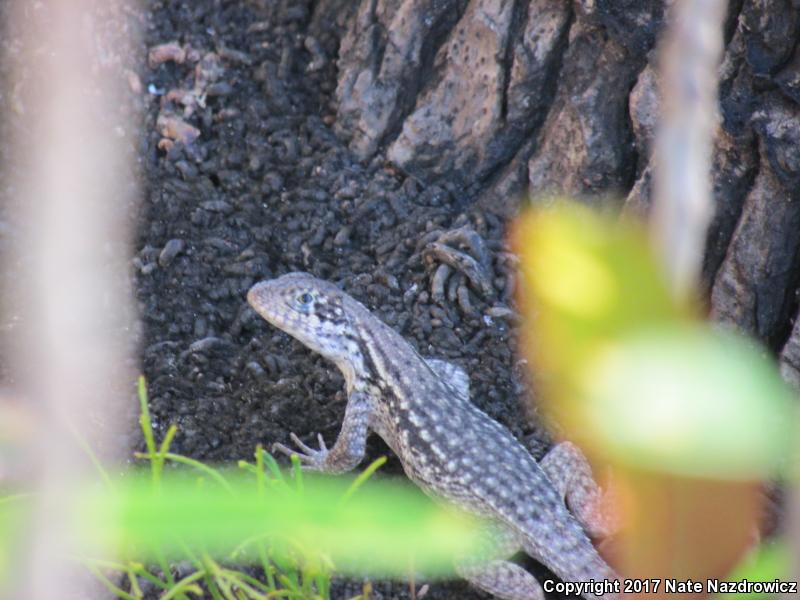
left=248, top=272, right=618, bottom=600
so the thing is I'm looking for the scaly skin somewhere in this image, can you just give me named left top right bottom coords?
left=248, top=272, right=618, bottom=600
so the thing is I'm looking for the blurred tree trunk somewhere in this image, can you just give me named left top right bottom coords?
left=315, top=0, right=800, bottom=386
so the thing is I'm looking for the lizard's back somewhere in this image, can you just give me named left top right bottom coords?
left=354, top=310, right=614, bottom=584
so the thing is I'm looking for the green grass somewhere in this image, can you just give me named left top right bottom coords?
left=70, top=377, right=486, bottom=599
left=0, top=377, right=488, bottom=599
left=80, top=377, right=351, bottom=599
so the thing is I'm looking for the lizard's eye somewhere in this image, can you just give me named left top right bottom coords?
left=296, top=292, right=314, bottom=305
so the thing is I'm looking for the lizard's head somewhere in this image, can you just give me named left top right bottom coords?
left=247, top=272, right=359, bottom=364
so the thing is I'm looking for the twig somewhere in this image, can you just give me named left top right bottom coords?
left=651, top=0, right=728, bottom=300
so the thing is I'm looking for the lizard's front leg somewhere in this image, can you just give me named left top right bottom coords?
left=273, top=391, right=372, bottom=474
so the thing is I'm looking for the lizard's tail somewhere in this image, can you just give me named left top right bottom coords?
left=523, top=522, right=619, bottom=600
left=576, top=553, right=620, bottom=600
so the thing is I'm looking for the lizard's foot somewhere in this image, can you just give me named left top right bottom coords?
left=272, top=432, right=329, bottom=471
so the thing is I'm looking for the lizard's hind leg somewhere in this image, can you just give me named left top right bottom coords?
left=540, top=442, right=619, bottom=539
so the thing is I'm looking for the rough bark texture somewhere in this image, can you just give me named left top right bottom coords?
left=389, top=0, right=570, bottom=188
left=710, top=94, right=800, bottom=345
left=526, top=20, right=643, bottom=198
left=335, top=0, right=468, bottom=158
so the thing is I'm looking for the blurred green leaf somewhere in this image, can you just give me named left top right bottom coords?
left=513, top=202, right=683, bottom=380
left=513, top=201, right=798, bottom=479
left=713, top=541, right=790, bottom=600
left=0, top=494, right=29, bottom=594
left=78, top=469, right=490, bottom=578
left=582, top=326, right=796, bottom=479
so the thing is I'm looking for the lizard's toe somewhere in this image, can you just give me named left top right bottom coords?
left=289, top=432, right=316, bottom=454
left=272, top=441, right=298, bottom=458
left=274, top=433, right=329, bottom=469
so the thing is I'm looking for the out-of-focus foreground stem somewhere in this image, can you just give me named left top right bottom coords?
left=651, top=0, right=727, bottom=302
left=4, top=1, right=139, bottom=597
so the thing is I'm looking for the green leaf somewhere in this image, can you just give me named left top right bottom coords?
left=713, top=541, right=790, bottom=600
left=582, top=326, right=797, bottom=479
left=514, top=202, right=682, bottom=366
left=78, top=470, right=492, bottom=578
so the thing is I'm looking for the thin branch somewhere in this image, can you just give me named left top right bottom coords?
left=651, top=0, right=728, bottom=301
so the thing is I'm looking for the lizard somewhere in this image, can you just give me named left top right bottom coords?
left=247, top=271, right=618, bottom=600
